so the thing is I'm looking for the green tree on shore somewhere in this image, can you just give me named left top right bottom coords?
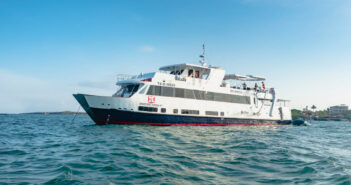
left=292, top=108, right=350, bottom=121
left=311, top=105, right=316, bottom=112
left=291, top=109, right=303, bottom=119
left=317, top=110, right=328, bottom=118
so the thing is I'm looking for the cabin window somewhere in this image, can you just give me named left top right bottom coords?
left=184, top=89, right=195, bottom=99
left=181, top=109, right=199, bottom=115
left=205, top=111, right=218, bottom=116
left=161, top=108, right=166, bottom=113
left=138, top=106, right=158, bottom=112
left=194, top=90, right=205, bottom=100
left=175, top=88, right=185, bottom=98
left=230, top=95, right=250, bottom=104
left=205, top=92, right=215, bottom=101
left=146, top=86, right=154, bottom=95
left=147, top=85, right=161, bottom=96
left=114, top=84, right=141, bottom=98
left=220, top=112, right=224, bottom=116
left=145, top=85, right=250, bottom=104
left=154, top=86, right=161, bottom=95
left=223, top=94, right=231, bottom=102
left=173, top=109, right=178, bottom=114
left=214, top=93, right=225, bottom=102
left=161, top=86, right=174, bottom=97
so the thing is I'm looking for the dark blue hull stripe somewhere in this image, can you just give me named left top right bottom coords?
left=88, top=108, right=291, bottom=126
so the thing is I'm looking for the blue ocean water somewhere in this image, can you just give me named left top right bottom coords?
left=0, top=114, right=350, bottom=184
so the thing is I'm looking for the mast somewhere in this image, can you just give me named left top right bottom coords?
left=199, top=44, right=206, bottom=66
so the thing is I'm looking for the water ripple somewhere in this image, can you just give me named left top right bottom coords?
left=0, top=114, right=350, bottom=184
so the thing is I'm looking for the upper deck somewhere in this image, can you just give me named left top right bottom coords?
left=114, top=44, right=271, bottom=97
left=116, top=63, right=270, bottom=98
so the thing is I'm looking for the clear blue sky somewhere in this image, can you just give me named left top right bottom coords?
left=1, top=0, right=350, bottom=113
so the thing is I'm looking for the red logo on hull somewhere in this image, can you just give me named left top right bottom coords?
left=148, top=96, right=155, bottom=104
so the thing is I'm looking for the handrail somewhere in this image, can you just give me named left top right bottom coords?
left=116, top=74, right=135, bottom=82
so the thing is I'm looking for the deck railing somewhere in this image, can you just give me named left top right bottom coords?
left=116, top=74, right=135, bottom=82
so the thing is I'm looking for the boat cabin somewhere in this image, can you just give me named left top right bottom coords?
left=113, top=62, right=269, bottom=99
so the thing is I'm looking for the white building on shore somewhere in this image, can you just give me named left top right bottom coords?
left=329, top=104, right=348, bottom=116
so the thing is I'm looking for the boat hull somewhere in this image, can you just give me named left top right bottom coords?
left=90, top=108, right=291, bottom=126
left=73, top=94, right=291, bottom=126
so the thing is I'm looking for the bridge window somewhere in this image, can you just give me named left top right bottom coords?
left=138, top=85, right=148, bottom=94
left=114, top=84, right=141, bottom=98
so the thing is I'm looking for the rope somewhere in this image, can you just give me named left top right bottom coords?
left=71, top=105, right=81, bottom=124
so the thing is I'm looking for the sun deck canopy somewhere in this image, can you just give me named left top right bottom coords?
left=159, top=63, right=213, bottom=79
left=224, top=74, right=266, bottom=81
left=159, top=63, right=210, bottom=71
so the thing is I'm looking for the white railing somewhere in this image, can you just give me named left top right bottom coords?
left=116, top=72, right=157, bottom=82
left=116, top=74, right=135, bottom=82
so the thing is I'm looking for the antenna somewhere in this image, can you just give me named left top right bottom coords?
left=199, top=44, right=206, bottom=66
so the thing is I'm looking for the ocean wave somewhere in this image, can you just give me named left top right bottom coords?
left=0, top=114, right=350, bottom=184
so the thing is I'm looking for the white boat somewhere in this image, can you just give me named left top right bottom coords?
left=74, top=46, right=292, bottom=125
